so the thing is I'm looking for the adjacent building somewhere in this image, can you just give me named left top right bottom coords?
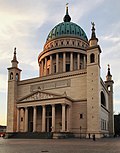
left=6, top=6, right=114, bottom=138
left=114, top=114, right=120, bottom=136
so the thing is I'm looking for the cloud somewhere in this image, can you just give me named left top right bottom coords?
left=102, top=35, right=120, bottom=43
left=0, top=74, right=7, bottom=92
left=69, top=0, right=105, bottom=23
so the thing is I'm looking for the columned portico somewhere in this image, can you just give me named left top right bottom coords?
left=17, top=94, right=72, bottom=133
left=39, top=51, right=87, bottom=76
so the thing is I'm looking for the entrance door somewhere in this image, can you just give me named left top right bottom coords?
left=66, top=64, right=70, bottom=72
left=46, top=117, right=52, bottom=132
left=29, top=121, right=33, bottom=132
left=49, top=118, right=52, bottom=132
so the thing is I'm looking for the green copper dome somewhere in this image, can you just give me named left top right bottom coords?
left=46, top=5, right=88, bottom=42
left=46, top=22, right=88, bottom=42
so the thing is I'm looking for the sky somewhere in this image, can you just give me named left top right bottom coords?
left=0, top=0, right=120, bottom=126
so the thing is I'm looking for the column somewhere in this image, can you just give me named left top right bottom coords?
left=45, top=57, right=47, bottom=75
left=39, top=63, right=41, bottom=77
left=50, top=55, right=52, bottom=74
left=62, top=104, right=66, bottom=132
left=56, top=53, right=59, bottom=73
left=83, top=55, right=86, bottom=68
left=70, top=52, right=73, bottom=71
left=52, top=104, right=55, bottom=132
left=67, top=106, right=71, bottom=132
left=24, top=107, right=28, bottom=132
left=17, top=107, right=20, bottom=132
left=33, top=106, right=37, bottom=132
left=41, top=60, right=44, bottom=76
left=42, top=105, right=46, bottom=132
left=77, top=53, right=80, bottom=70
left=63, top=52, right=66, bottom=72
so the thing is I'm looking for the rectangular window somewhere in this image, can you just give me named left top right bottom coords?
left=21, top=117, right=23, bottom=122
left=80, top=113, right=83, bottom=119
left=66, top=64, right=70, bottom=72
left=54, top=65, right=56, bottom=73
left=101, top=119, right=107, bottom=130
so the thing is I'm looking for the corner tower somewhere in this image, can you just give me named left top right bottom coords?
left=7, top=48, right=22, bottom=132
left=86, top=23, right=102, bottom=137
left=105, top=65, right=114, bottom=135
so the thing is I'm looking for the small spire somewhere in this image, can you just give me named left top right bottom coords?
left=13, top=47, right=17, bottom=61
left=63, top=3, right=71, bottom=22
left=11, top=47, right=18, bottom=64
left=106, top=64, right=113, bottom=81
left=107, top=64, right=111, bottom=76
left=91, top=22, right=97, bottom=39
left=66, top=3, right=69, bottom=15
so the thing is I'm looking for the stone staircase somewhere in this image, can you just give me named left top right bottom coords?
left=5, top=132, right=74, bottom=139
left=5, top=132, right=53, bottom=139
left=53, top=132, right=74, bottom=139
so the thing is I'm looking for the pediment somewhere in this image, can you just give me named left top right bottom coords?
left=18, top=91, right=60, bottom=102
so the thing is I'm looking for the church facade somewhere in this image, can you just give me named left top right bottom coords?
left=7, top=6, right=114, bottom=138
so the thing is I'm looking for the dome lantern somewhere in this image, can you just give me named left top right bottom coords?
left=63, top=3, right=71, bottom=22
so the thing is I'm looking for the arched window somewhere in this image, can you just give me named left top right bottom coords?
left=101, top=91, right=106, bottom=107
left=107, top=85, right=111, bottom=91
left=90, top=53, right=95, bottom=63
left=10, top=72, right=13, bottom=80
left=16, top=73, right=19, bottom=81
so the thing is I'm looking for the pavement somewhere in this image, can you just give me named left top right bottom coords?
left=0, top=137, right=120, bottom=153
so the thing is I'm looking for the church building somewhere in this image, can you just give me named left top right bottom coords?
left=6, top=6, right=114, bottom=138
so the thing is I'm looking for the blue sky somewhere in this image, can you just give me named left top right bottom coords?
left=0, top=0, right=120, bottom=125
